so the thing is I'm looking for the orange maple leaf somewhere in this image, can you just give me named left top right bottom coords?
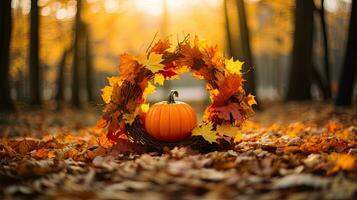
left=34, top=149, right=49, bottom=159
left=118, top=53, right=141, bottom=82
left=177, top=42, right=203, bottom=70
left=150, top=39, right=171, bottom=54
left=202, top=45, right=224, bottom=69
left=326, top=121, right=343, bottom=133
left=328, top=153, right=355, bottom=173
left=213, top=74, right=243, bottom=106
left=214, top=102, right=242, bottom=122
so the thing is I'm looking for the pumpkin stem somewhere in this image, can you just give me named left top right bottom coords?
left=168, top=90, right=179, bottom=104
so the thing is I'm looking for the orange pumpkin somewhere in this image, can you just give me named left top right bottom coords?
left=145, top=90, right=197, bottom=142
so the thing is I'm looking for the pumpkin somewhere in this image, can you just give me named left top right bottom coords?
left=145, top=90, right=197, bottom=142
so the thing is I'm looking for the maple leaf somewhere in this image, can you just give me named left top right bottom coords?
left=96, top=117, right=108, bottom=128
left=139, top=53, right=165, bottom=73
left=216, top=124, right=240, bottom=138
left=154, top=73, right=165, bottom=85
left=213, top=74, right=243, bottom=106
left=140, top=103, right=150, bottom=113
left=107, top=76, right=121, bottom=86
left=18, top=139, right=33, bottom=155
left=101, top=86, right=113, bottom=104
left=150, top=39, right=171, bottom=54
left=286, top=122, right=304, bottom=138
left=47, top=151, right=56, bottom=159
left=328, top=153, right=355, bottom=173
left=34, top=149, right=49, bottom=159
left=123, top=104, right=148, bottom=125
left=98, top=134, right=113, bottom=149
left=246, top=94, right=257, bottom=106
left=209, top=89, right=219, bottom=102
left=326, top=121, right=343, bottom=133
left=160, top=70, right=177, bottom=79
left=177, top=41, right=203, bottom=69
left=142, top=81, right=156, bottom=100
left=119, top=53, right=141, bottom=82
left=234, top=133, right=243, bottom=143
left=215, top=103, right=242, bottom=121
left=101, top=76, right=123, bottom=104
left=192, top=123, right=218, bottom=144
left=225, top=57, right=244, bottom=74
left=123, top=113, right=136, bottom=125
left=202, top=45, right=224, bottom=69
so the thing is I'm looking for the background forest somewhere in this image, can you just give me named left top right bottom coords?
left=0, top=0, right=355, bottom=113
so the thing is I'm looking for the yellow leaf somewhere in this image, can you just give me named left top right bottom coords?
left=216, top=124, right=240, bottom=138
left=139, top=53, right=165, bottom=73
left=154, top=73, right=165, bottom=85
left=101, top=86, right=113, bottom=104
left=141, top=103, right=150, bottom=113
left=234, top=132, right=243, bottom=143
left=192, top=123, right=218, bottom=144
left=329, top=153, right=355, bottom=172
left=107, top=76, right=121, bottom=86
left=123, top=113, right=137, bottom=125
left=225, top=57, right=244, bottom=75
left=143, top=82, right=156, bottom=100
left=209, top=89, right=219, bottom=102
left=48, top=151, right=56, bottom=159
left=123, top=104, right=147, bottom=125
left=247, top=94, right=257, bottom=106
left=286, top=122, right=304, bottom=138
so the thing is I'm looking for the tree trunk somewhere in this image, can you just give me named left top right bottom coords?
left=71, top=0, right=82, bottom=107
left=236, top=0, right=256, bottom=96
left=319, top=0, right=332, bottom=98
left=335, top=0, right=357, bottom=106
left=224, top=0, right=233, bottom=57
left=84, top=26, right=94, bottom=102
left=0, top=0, right=14, bottom=112
left=286, top=0, right=314, bottom=101
left=29, top=0, right=42, bottom=105
left=56, top=48, right=71, bottom=106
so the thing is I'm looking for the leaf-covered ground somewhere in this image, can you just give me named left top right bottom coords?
left=0, top=103, right=356, bottom=200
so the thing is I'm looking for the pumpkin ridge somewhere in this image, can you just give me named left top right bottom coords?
left=152, top=105, right=161, bottom=137
left=173, top=105, right=181, bottom=139
left=159, top=104, right=168, bottom=140
left=184, top=106, right=196, bottom=131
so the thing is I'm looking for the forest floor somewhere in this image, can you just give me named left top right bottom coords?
left=0, top=102, right=356, bottom=200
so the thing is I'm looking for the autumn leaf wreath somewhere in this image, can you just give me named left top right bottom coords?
left=97, top=35, right=256, bottom=151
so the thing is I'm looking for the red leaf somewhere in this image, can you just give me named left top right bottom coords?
left=160, top=70, right=177, bottom=79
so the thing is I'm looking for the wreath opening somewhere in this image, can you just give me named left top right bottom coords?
left=97, top=35, right=257, bottom=152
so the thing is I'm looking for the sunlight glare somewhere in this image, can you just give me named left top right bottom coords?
left=104, top=0, right=120, bottom=13
left=134, top=0, right=163, bottom=16
left=56, top=8, right=67, bottom=20
left=40, top=6, right=51, bottom=16
left=325, top=0, right=338, bottom=12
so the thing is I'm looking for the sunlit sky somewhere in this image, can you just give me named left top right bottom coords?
left=11, top=0, right=352, bottom=19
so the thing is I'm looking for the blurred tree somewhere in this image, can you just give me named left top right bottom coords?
left=224, top=0, right=233, bottom=57
left=84, top=24, right=94, bottom=102
left=236, top=0, right=256, bottom=96
left=317, top=0, right=332, bottom=98
left=335, top=0, right=356, bottom=106
left=56, top=48, right=71, bottom=108
left=71, top=0, right=82, bottom=107
left=0, top=0, right=14, bottom=112
left=286, top=0, right=314, bottom=101
left=29, top=0, right=42, bottom=105
left=224, top=0, right=256, bottom=96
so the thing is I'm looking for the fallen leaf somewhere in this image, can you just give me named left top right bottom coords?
left=192, top=123, right=218, bottom=144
